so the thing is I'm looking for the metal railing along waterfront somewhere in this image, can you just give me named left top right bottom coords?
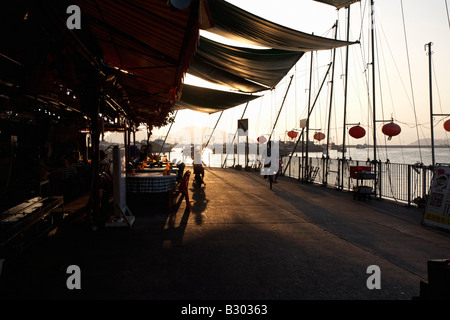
left=281, top=155, right=434, bottom=206
left=182, top=150, right=434, bottom=207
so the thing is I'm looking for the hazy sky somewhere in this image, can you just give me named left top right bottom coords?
left=107, top=0, right=450, bottom=147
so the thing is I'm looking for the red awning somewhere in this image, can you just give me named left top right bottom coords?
left=70, top=0, right=211, bottom=126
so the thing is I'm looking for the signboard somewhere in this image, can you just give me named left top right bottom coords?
left=299, top=118, right=307, bottom=128
left=422, top=165, right=450, bottom=232
left=237, top=119, right=248, bottom=136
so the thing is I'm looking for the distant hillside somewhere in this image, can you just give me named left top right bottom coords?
left=409, top=138, right=449, bottom=146
left=169, top=126, right=233, bottom=143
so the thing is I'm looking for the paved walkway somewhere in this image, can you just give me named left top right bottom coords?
left=0, top=167, right=449, bottom=300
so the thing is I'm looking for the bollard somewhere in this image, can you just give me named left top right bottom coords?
left=416, top=259, right=450, bottom=300
left=428, top=259, right=450, bottom=291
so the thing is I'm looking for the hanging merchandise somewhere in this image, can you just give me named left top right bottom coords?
left=444, top=119, right=450, bottom=132
left=287, top=130, right=298, bottom=139
left=349, top=125, right=366, bottom=139
left=381, top=121, right=401, bottom=140
left=313, top=132, right=325, bottom=141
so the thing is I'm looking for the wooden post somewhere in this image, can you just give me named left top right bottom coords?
left=81, top=79, right=102, bottom=227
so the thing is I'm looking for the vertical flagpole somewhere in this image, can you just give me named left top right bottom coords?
left=371, top=0, right=378, bottom=197
left=304, top=51, right=314, bottom=182
left=341, top=5, right=351, bottom=190
left=325, top=20, right=338, bottom=185
left=426, top=42, right=435, bottom=168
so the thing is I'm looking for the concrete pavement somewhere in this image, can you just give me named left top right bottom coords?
left=0, top=166, right=449, bottom=300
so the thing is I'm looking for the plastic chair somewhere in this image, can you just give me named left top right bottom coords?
left=168, top=170, right=191, bottom=211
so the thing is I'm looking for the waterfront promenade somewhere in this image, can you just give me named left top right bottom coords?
left=0, top=167, right=449, bottom=300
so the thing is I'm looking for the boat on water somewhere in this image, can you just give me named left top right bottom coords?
left=280, top=140, right=324, bottom=156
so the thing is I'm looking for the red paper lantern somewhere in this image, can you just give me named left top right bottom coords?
left=444, top=119, right=450, bottom=132
left=257, top=136, right=266, bottom=143
left=382, top=122, right=401, bottom=139
left=349, top=125, right=366, bottom=139
left=313, top=132, right=325, bottom=141
left=287, top=130, right=298, bottom=139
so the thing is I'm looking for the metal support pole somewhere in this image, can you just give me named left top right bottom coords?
left=304, top=52, right=314, bottom=182
left=82, top=79, right=101, bottom=227
left=305, top=63, right=333, bottom=182
left=283, top=128, right=305, bottom=176
left=407, top=164, right=411, bottom=206
left=371, top=0, right=379, bottom=198
left=283, top=63, right=332, bottom=177
left=204, top=110, right=223, bottom=151
left=371, top=0, right=377, bottom=164
left=426, top=42, right=435, bottom=168
left=222, top=103, right=249, bottom=168
left=341, top=5, right=351, bottom=190
left=159, top=110, right=178, bottom=155
left=325, top=20, right=338, bottom=186
left=268, top=75, right=294, bottom=143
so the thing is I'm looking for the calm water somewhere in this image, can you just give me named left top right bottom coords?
left=168, top=146, right=449, bottom=167
left=165, top=146, right=447, bottom=204
left=312, top=146, right=449, bottom=166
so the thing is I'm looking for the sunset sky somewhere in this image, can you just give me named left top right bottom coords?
left=106, top=0, right=450, bottom=148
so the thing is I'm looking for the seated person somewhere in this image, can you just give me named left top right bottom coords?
left=193, top=164, right=204, bottom=183
left=100, top=150, right=111, bottom=175
left=176, top=161, right=185, bottom=182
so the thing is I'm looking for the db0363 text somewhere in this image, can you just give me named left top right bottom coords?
left=225, top=305, right=268, bottom=315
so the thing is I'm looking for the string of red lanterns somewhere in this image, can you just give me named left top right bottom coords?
left=261, top=116, right=449, bottom=145
left=347, top=121, right=403, bottom=141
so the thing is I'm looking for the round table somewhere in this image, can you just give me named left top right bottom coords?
left=126, top=172, right=177, bottom=193
left=138, top=167, right=178, bottom=174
